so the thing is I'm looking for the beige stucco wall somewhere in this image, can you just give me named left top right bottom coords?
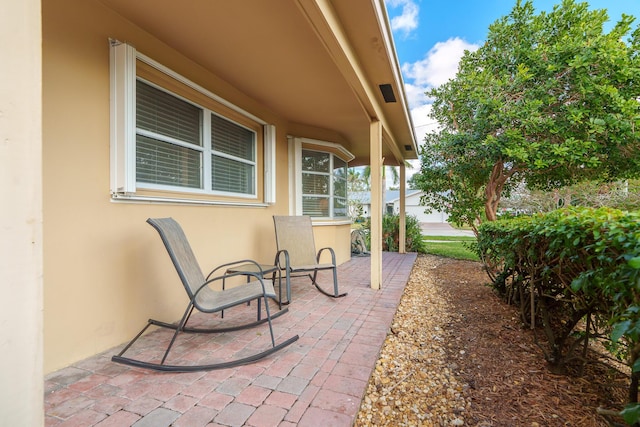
left=42, top=0, right=351, bottom=373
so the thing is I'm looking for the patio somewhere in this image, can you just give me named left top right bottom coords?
left=44, top=252, right=417, bottom=427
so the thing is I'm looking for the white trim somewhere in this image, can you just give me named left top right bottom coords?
left=135, top=182, right=259, bottom=199
left=289, top=136, right=301, bottom=215
left=311, top=219, right=352, bottom=226
left=294, top=136, right=355, bottom=162
left=264, top=124, right=276, bottom=204
left=109, top=40, right=136, bottom=194
left=111, top=193, right=268, bottom=207
left=202, top=111, right=212, bottom=191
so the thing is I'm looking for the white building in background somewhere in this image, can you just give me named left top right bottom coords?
left=351, top=190, right=449, bottom=223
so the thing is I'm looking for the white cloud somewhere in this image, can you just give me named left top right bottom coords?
left=403, top=37, right=479, bottom=93
left=383, top=5, right=480, bottom=174
left=402, top=39, right=479, bottom=156
left=411, top=103, right=438, bottom=143
left=386, top=0, right=419, bottom=36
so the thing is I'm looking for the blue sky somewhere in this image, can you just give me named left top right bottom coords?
left=384, top=0, right=640, bottom=146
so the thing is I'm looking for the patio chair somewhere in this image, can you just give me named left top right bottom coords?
left=273, top=215, right=347, bottom=301
left=112, top=217, right=298, bottom=372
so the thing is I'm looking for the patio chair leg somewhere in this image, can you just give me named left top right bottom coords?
left=311, top=270, right=347, bottom=298
left=332, top=267, right=340, bottom=297
left=263, top=294, right=276, bottom=347
left=161, top=304, right=194, bottom=365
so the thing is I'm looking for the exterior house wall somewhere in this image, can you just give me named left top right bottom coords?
left=355, top=190, right=449, bottom=223
left=395, top=192, right=449, bottom=223
left=42, top=0, right=350, bottom=373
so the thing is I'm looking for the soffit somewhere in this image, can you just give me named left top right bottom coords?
left=98, top=0, right=417, bottom=164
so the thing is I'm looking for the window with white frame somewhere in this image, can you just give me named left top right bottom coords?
left=136, top=80, right=257, bottom=195
left=301, top=149, right=348, bottom=217
left=110, top=41, right=275, bottom=203
left=290, top=137, right=353, bottom=219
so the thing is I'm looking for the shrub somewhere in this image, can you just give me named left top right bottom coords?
left=477, top=207, right=640, bottom=421
left=362, top=213, right=426, bottom=253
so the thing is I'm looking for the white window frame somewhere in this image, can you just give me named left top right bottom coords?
left=109, top=40, right=276, bottom=205
left=289, top=136, right=354, bottom=221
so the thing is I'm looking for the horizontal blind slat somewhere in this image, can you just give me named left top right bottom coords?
left=136, top=135, right=201, bottom=188
left=211, top=114, right=254, bottom=161
left=211, top=155, right=254, bottom=194
left=137, top=81, right=201, bottom=146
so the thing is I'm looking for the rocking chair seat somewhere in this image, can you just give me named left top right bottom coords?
left=195, top=279, right=276, bottom=313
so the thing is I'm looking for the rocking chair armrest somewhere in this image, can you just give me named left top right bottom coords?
left=316, top=247, right=336, bottom=265
left=275, top=249, right=291, bottom=271
left=205, top=259, right=263, bottom=280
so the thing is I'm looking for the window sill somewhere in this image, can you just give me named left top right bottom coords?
left=111, top=193, right=270, bottom=208
left=311, top=218, right=352, bottom=226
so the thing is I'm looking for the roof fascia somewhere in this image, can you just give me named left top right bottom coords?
left=295, top=0, right=414, bottom=162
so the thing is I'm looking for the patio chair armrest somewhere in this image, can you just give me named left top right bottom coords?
left=274, top=249, right=291, bottom=271
left=205, top=259, right=263, bottom=280
left=316, top=247, right=336, bottom=265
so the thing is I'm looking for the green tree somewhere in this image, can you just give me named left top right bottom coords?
left=347, top=168, right=368, bottom=192
left=413, top=0, right=640, bottom=229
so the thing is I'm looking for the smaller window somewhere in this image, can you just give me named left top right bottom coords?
left=301, top=149, right=349, bottom=219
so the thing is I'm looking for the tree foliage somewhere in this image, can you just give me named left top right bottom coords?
left=500, top=179, right=640, bottom=215
left=413, top=0, right=640, bottom=228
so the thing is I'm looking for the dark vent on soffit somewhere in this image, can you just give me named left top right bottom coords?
left=379, top=84, right=396, bottom=103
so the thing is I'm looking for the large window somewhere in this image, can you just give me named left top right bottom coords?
left=134, top=79, right=256, bottom=196
left=110, top=42, right=273, bottom=203
left=291, top=136, right=352, bottom=219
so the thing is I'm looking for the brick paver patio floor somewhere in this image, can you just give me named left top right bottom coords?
left=45, top=252, right=417, bottom=427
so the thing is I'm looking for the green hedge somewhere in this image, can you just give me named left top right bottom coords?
left=477, top=207, right=640, bottom=423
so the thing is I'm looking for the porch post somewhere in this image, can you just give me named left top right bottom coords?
left=0, top=0, right=44, bottom=424
left=370, top=120, right=383, bottom=289
left=399, top=163, right=406, bottom=254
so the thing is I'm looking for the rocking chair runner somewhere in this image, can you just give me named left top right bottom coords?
left=112, top=217, right=298, bottom=372
left=273, top=215, right=347, bottom=301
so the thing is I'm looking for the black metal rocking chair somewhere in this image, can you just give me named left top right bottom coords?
left=112, top=217, right=298, bottom=372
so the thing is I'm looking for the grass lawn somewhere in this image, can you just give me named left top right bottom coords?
left=422, top=235, right=479, bottom=261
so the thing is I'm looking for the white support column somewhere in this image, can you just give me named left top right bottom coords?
left=399, top=163, right=406, bottom=254
left=0, top=0, right=43, bottom=425
left=370, top=120, right=383, bottom=290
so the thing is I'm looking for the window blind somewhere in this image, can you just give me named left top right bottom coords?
left=137, top=81, right=201, bottom=146
left=211, top=113, right=256, bottom=194
left=136, top=81, right=203, bottom=188
left=211, top=155, right=254, bottom=194
left=136, top=135, right=201, bottom=188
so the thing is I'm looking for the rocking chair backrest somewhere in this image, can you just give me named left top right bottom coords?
left=273, top=215, right=318, bottom=266
left=147, top=218, right=206, bottom=300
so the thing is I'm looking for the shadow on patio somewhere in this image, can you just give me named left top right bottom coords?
left=45, top=252, right=417, bottom=427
